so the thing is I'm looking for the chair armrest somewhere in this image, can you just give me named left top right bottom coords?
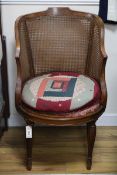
left=15, top=17, right=22, bottom=105
left=99, top=16, right=107, bottom=59
left=100, top=56, right=107, bottom=107
left=15, top=51, right=22, bottom=106
left=98, top=16, right=108, bottom=107
left=15, top=17, right=26, bottom=106
left=16, top=46, right=20, bottom=58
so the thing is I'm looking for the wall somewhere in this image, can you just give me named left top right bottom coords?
left=1, top=1, right=117, bottom=126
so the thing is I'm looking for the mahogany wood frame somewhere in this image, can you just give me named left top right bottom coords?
left=15, top=7, right=107, bottom=170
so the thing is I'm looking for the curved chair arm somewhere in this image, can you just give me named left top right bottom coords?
left=15, top=17, right=22, bottom=106
left=15, top=16, right=32, bottom=106
left=15, top=55, right=22, bottom=106
left=100, top=56, right=107, bottom=107
left=98, top=16, right=108, bottom=107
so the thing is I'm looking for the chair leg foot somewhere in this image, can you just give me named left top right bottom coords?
left=87, top=121, right=96, bottom=170
left=26, top=156, right=32, bottom=171
left=25, top=125, right=33, bottom=170
left=87, top=158, right=92, bottom=170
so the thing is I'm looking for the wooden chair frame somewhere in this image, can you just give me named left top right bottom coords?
left=15, top=8, right=107, bottom=170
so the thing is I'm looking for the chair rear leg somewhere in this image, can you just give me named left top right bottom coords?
left=87, top=120, right=96, bottom=170
left=25, top=122, right=33, bottom=170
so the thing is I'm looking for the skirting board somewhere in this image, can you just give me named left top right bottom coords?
left=8, top=113, right=117, bottom=126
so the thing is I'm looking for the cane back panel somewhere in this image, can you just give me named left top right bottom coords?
left=18, top=9, right=102, bottom=83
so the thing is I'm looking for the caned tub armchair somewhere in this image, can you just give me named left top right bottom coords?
left=15, top=8, right=107, bottom=170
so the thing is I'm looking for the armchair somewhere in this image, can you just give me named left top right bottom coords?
left=15, top=7, right=107, bottom=170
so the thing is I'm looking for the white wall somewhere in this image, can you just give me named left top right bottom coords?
left=1, top=2, right=117, bottom=126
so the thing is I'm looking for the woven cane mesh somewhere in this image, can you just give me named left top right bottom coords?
left=19, top=14, right=102, bottom=82
left=20, top=16, right=91, bottom=75
left=19, top=21, right=32, bottom=82
left=86, top=22, right=102, bottom=80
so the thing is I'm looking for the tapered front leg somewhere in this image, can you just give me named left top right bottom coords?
left=87, top=121, right=96, bottom=170
left=25, top=121, right=34, bottom=170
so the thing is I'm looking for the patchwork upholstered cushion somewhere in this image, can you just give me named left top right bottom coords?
left=22, top=72, right=100, bottom=112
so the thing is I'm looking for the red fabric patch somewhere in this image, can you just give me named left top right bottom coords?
left=36, top=98, right=71, bottom=112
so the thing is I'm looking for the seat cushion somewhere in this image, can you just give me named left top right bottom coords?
left=22, top=72, right=100, bottom=112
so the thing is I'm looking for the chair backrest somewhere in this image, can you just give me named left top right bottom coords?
left=16, top=8, right=104, bottom=82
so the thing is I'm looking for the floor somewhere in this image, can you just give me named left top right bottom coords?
left=0, top=126, right=117, bottom=174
